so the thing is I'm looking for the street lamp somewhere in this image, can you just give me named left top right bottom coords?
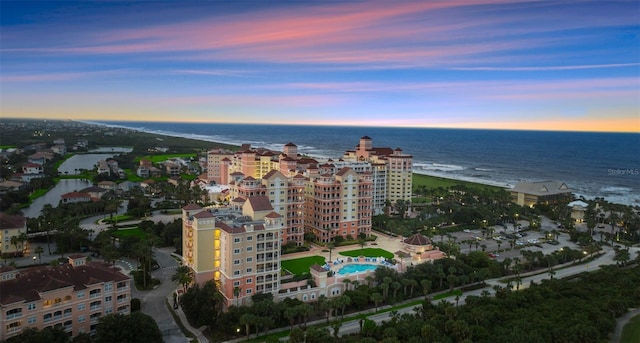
left=32, top=256, right=36, bottom=265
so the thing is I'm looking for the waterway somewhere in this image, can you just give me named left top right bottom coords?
left=22, top=148, right=132, bottom=218
left=58, top=154, right=117, bottom=175
left=22, top=179, right=93, bottom=218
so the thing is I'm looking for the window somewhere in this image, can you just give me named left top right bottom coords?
left=233, top=248, right=240, bottom=254
left=246, top=268, right=253, bottom=273
left=234, top=238, right=241, bottom=243
left=78, top=315, right=85, bottom=323
left=233, top=259, right=240, bottom=265
left=105, top=296, right=112, bottom=303
left=78, top=304, right=85, bottom=311
left=104, top=283, right=113, bottom=292
left=233, top=270, right=240, bottom=276
left=6, top=308, right=22, bottom=319
left=43, top=313, right=52, bottom=323
left=246, top=246, right=253, bottom=252
left=246, top=236, right=253, bottom=241
left=246, top=289, right=252, bottom=294
left=233, top=281, right=240, bottom=287
left=27, top=316, right=37, bottom=324
left=27, top=303, right=36, bottom=311
left=246, top=257, right=253, bottom=263
left=246, top=278, right=252, bottom=284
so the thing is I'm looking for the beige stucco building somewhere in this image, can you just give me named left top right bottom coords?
left=0, top=213, right=27, bottom=256
left=509, top=181, right=573, bottom=207
left=0, top=255, right=130, bottom=340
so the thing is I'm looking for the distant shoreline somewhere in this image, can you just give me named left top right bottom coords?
left=81, top=120, right=511, bottom=190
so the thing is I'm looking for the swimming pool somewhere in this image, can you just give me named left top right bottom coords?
left=337, top=264, right=378, bottom=275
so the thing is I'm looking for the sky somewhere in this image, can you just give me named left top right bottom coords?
left=1, top=1, right=639, bottom=132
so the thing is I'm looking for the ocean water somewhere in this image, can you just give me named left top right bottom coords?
left=88, top=121, right=640, bottom=206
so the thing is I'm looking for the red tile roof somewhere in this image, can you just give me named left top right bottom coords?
left=193, top=211, right=214, bottom=219
left=183, top=203, right=202, bottom=211
left=0, top=262, right=129, bottom=306
left=0, top=213, right=26, bottom=229
left=61, top=192, right=91, bottom=199
left=403, top=233, right=432, bottom=246
left=265, top=211, right=282, bottom=218
left=247, top=196, right=273, bottom=212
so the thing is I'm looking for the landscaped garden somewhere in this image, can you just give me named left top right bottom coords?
left=281, top=255, right=326, bottom=275
left=339, top=248, right=394, bottom=259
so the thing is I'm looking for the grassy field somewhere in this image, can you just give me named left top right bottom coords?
left=281, top=256, right=326, bottom=275
left=621, top=313, right=640, bottom=343
left=111, top=228, right=146, bottom=239
left=340, top=248, right=394, bottom=259
left=137, top=153, right=197, bottom=163
left=413, top=173, right=501, bottom=191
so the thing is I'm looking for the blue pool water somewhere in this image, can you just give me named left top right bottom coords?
left=337, top=264, right=378, bottom=275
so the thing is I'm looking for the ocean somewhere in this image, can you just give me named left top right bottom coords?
left=87, top=121, right=640, bottom=206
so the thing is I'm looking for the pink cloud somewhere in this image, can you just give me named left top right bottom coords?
left=2, top=0, right=559, bottom=67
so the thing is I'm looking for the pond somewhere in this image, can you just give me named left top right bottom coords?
left=22, top=179, right=93, bottom=218
left=58, top=154, right=118, bottom=175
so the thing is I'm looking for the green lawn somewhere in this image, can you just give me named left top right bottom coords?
left=413, top=173, right=500, bottom=191
left=621, top=313, right=640, bottom=343
left=111, top=228, right=147, bottom=239
left=281, top=256, right=326, bottom=275
left=137, top=153, right=197, bottom=163
left=339, top=248, right=394, bottom=259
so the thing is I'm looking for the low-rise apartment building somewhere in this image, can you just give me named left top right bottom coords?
left=0, top=213, right=27, bottom=256
left=0, top=255, right=131, bottom=340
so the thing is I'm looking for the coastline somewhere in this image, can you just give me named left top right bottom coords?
left=83, top=120, right=511, bottom=190
left=80, top=120, right=638, bottom=205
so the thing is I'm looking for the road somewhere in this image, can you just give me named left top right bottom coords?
left=336, top=244, right=622, bottom=337
left=131, top=247, right=188, bottom=343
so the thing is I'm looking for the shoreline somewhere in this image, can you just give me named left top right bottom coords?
left=80, top=120, right=637, bottom=206
left=84, top=120, right=512, bottom=188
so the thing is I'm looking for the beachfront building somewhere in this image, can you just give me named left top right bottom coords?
left=181, top=203, right=283, bottom=307
left=0, top=255, right=131, bottom=340
left=0, top=213, right=27, bottom=256
left=568, top=200, right=589, bottom=223
left=304, top=167, right=373, bottom=243
left=341, top=136, right=413, bottom=215
left=207, top=136, right=413, bottom=221
left=509, top=181, right=573, bottom=207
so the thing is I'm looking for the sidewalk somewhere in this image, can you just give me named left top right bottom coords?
left=168, top=293, right=209, bottom=343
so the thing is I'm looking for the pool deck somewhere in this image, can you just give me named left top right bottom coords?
left=283, top=231, right=407, bottom=262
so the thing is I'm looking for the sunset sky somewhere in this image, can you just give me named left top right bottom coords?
left=1, top=1, right=639, bottom=132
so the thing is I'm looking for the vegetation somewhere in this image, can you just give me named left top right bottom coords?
left=94, top=312, right=162, bottom=343
left=281, top=256, right=326, bottom=275
left=339, top=248, right=393, bottom=259
left=621, top=313, right=640, bottom=343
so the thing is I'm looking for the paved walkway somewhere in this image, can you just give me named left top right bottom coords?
left=611, top=307, right=640, bottom=343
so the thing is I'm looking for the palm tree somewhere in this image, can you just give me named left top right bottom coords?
left=17, top=233, right=28, bottom=254
left=298, top=303, right=313, bottom=328
left=240, top=313, right=256, bottom=339
left=171, top=266, right=193, bottom=293
left=420, top=279, right=431, bottom=300
left=343, top=278, right=352, bottom=291
left=233, top=286, right=242, bottom=306
left=10, top=236, right=19, bottom=255
left=327, top=242, right=335, bottom=263
left=35, top=246, right=44, bottom=264
left=284, top=307, right=298, bottom=330
left=370, top=292, right=383, bottom=312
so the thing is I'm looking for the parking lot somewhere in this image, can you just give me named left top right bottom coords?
left=450, top=216, right=584, bottom=262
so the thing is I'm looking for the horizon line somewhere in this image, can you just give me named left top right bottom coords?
left=1, top=117, right=638, bottom=134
